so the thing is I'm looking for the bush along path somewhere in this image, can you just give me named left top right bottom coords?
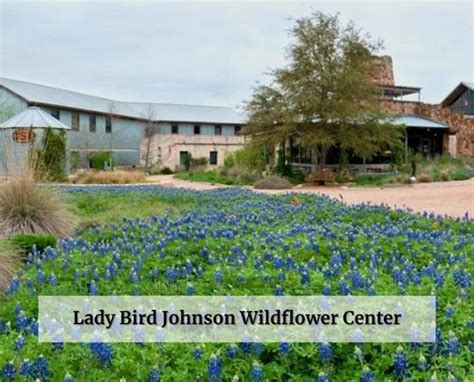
left=0, top=186, right=473, bottom=381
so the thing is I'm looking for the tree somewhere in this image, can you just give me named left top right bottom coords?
left=245, top=11, right=403, bottom=166
left=140, top=103, right=157, bottom=174
left=38, top=127, right=66, bottom=181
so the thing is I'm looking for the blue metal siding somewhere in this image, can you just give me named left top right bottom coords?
left=0, top=87, right=28, bottom=122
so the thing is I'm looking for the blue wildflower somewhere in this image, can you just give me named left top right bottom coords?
left=359, top=365, right=374, bottom=382
left=250, top=362, right=263, bottom=381
left=148, top=367, right=161, bottom=382
left=393, top=345, right=409, bottom=379
left=208, top=354, right=221, bottom=381
left=1, top=361, right=16, bottom=380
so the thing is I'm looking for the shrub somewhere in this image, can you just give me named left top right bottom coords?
left=90, top=152, right=112, bottom=170
left=0, top=175, right=76, bottom=238
left=417, top=172, right=432, bottom=183
left=226, top=146, right=267, bottom=174
left=452, top=168, right=474, bottom=181
left=72, top=170, right=145, bottom=184
left=159, top=167, right=174, bottom=175
left=0, top=240, right=19, bottom=292
left=11, top=233, right=57, bottom=255
left=254, top=176, right=291, bottom=190
left=191, top=157, right=208, bottom=168
left=38, top=127, right=67, bottom=181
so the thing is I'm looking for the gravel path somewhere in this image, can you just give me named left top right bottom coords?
left=147, top=175, right=474, bottom=218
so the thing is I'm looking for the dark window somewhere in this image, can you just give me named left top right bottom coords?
left=172, top=124, right=179, bottom=134
left=209, top=151, right=218, bottom=165
left=89, top=115, right=96, bottom=133
left=235, top=126, right=241, bottom=135
left=215, top=125, right=222, bottom=135
left=179, top=151, right=189, bottom=166
left=71, top=112, right=79, bottom=131
left=50, top=109, right=60, bottom=120
left=105, top=117, right=112, bottom=133
left=194, top=124, right=201, bottom=135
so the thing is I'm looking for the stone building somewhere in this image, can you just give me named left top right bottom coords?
left=375, top=56, right=473, bottom=158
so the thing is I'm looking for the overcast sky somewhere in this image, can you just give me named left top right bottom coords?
left=0, top=1, right=472, bottom=107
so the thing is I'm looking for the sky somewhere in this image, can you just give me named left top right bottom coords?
left=0, top=0, right=472, bottom=108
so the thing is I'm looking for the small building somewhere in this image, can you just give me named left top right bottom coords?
left=0, top=78, right=246, bottom=172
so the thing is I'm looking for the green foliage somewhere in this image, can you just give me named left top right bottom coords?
left=175, top=170, right=251, bottom=185
left=11, top=233, right=57, bottom=255
left=39, top=127, right=67, bottom=181
left=273, top=148, right=293, bottom=177
left=191, top=157, right=208, bottom=168
left=182, top=152, right=192, bottom=171
left=159, top=167, right=174, bottom=175
left=245, top=11, right=404, bottom=163
left=225, top=146, right=268, bottom=175
left=90, top=151, right=112, bottom=170
left=452, top=168, right=474, bottom=180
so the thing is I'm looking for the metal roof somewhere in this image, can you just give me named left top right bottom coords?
left=393, top=114, right=448, bottom=129
left=441, top=81, right=474, bottom=107
left=378, top=84, right=421, bottom=97
left=0, top=77, right=246, bottom=125
left=0, top=106, right=71, bottom=129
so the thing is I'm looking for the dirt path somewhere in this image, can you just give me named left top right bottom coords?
left=147, top=175, right=474, bottom=218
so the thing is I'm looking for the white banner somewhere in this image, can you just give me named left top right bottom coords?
left=38, top=296, right=436, bottom=343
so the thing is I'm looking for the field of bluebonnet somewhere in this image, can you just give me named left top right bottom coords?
left=1, top=186, right=473, bottom=381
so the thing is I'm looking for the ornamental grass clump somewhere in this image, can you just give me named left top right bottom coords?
left=0, top=175, right=76, bottom=238
left=0, top=240, right=19, bottom=292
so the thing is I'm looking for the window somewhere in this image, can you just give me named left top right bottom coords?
left=89, top=115, right=96, bottom=133
left=172, top=124, right=179, bottom=134
left=105, top=117, right=112, bottom=133
left=50, top=109, right=60, bottom=120
left=194, top=124, right=201, bottom=135
left=179, top=151, right=189, bottom=166
left=235, top=126, right=241, bottom=135
left=71, top=112, right=79, bottom=131
left=209, top=151, right=218, bottom=165
left=215, top=125, right=222, bottom=135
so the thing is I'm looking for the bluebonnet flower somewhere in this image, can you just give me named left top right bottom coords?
left=14, top=334, right=25, bottom=350
left=445, top=304, right=454, bottom=318
left=279, top=342, right=290, bottom=354
left=446, top=331, right=460, bottom=355
left=31, top=355, right=49, bottom=380
left=319, top=342, right=332, bottom=362
left=89, top=281, right=98, bottom=295
left=317, top=371, right=329, bottom=382
left=354, top=346, right=363, bottom=362
left=90, top=342, right=113, bottom=365
left=359, top=366, right=374, bottom=382
left=250, top=362, right=263, bottom=381
left=1, top=361, right=16, bottom=380
left=186, top=282, right=195, bottom=295
left=300, top=271, right=310, bottom=285
left=274, top=285, right=283, bottom=296
left=64, top=373, right=74, bottom=381
left=20, top=359, right=33, bottom=377
left=148, top=367, right=161, bottom=382
left=430, top=372, right=439, bottom=382
left=393, top=345, right=409, bottom=378
left=193, top=346, right=203, bottom=360
left=208, top=354, right=221, bottom=381
left=214, top=268, right=223, bottom=283
left=227, top=344, right=238, bottom=358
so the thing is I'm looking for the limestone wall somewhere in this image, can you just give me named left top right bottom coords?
left=141, top=134, right=246, bottom=170
left=381, top=100, right=474, bottom=157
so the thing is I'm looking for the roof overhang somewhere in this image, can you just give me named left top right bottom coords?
left=392, top=114, right=449, bottom=129
left=0, top=106, right=71, bottom=130
left=378, top=84, right=421, bottom=98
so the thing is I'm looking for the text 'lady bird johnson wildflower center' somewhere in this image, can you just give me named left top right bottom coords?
left=38, top=296, right=436, bottom=343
